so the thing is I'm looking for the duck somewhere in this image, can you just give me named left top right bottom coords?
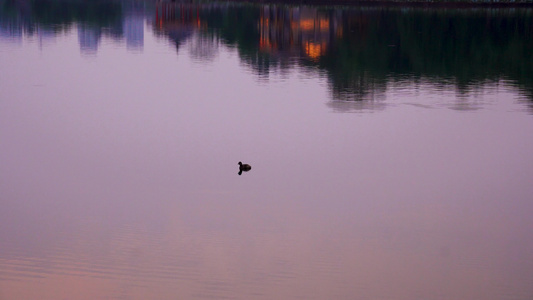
left=238, top=162, right=251, bottom=175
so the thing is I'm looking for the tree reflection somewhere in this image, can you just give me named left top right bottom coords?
left=152, top=2, right=533, bottom=110
left=1, top=0, right=532, bottom=112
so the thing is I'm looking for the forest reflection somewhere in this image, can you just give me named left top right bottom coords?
left=1, top=0, right=532, bottom=110
left=154, top=1, right=533, bottom=108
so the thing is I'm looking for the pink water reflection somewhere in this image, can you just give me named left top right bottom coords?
left=1, top=16, right=533, bottom=300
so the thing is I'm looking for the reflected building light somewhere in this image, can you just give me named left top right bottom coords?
left=319, top=18, right=329, bottom=31
left=258, top=16, right=274, bottom=52
left=154, top=2, right=204, bottom=54
left=299, top=19, right=314, bottom=31
left=258, top=6, right=332, bottom=61
left=303, top=41, right=326, bottom=61
left=336, top=26, right=343, bottom=39
left=77, top=24, right=101, bottom=55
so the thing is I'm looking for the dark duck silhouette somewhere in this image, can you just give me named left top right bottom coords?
left=238, top=162, right=251, bottom=175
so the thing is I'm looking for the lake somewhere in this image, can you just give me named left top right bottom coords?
left=1, top=1, right=533, bottom=299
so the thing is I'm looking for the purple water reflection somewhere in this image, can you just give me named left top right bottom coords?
left=1, top=4, right=533, bottom=300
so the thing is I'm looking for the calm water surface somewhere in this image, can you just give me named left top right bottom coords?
left=1, top=1, right=533, bottom=299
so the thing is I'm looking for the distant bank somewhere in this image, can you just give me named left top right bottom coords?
left=176, top=0, right=533, bottom=7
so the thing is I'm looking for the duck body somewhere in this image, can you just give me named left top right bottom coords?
left=238, top=162, right=251, bottom=175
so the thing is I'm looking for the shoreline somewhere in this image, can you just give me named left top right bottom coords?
left=165, top=0, right=533, bottom=8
